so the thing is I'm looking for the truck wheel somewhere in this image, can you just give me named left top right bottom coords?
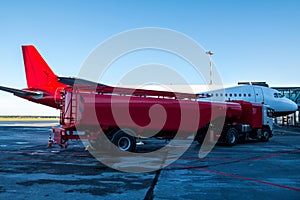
left=112, top=129, right=136, bottom=152
left=261, top=130, right=270, bottom=142
left=195, top=133, right=205, bottom=145
left=225, top=127, right=238, bottom=146
left=195, top=125, right=209, bottom=145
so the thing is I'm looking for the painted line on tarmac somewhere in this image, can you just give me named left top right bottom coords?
left=177, top=148, right=300, bottom=165
left=172, top=164, right=300, bottom=193
left=179, top=157, right=236, bottom=161
left=245, top=148, right=300, bottom=162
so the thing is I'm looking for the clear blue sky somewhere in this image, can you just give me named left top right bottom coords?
left=0, top=0, right=299, bottom=115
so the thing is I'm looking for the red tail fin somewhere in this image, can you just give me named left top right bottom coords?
left=22, top=45, right=63, bottom=92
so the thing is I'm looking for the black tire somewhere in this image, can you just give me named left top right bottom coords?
left=261, top=129, right=270, bottom=142
left=225, top=127, right=238, bottom=146
left=195, top=133, right=205, bottom=145
left=195, top=125, right=209, bottom=144
left=112, top=129, right=136, bottom=152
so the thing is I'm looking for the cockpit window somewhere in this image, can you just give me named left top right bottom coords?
left=274, top=93, right=284, bottom=98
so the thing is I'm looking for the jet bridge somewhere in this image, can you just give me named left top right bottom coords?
left=272, top=87, right=300, bottom=126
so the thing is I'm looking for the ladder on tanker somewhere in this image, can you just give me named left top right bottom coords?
left=60, top=91, right=77, bottom=127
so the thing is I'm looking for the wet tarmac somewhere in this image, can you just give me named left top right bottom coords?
left=0, top=122, right=299, bottom=199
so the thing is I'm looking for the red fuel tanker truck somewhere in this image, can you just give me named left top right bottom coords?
left=51, top=85, right=273, bottom=151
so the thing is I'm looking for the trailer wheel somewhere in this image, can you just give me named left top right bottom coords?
left=261, top=130, right=270, bottom=142
left=225, top=127, right=238, bottom=146
left=112, top=129, right=136, bottom=152
left=195, top=134, right=205, bottom=145
left=195, top=125, right=209, bottom=144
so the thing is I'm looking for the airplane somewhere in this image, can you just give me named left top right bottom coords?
left=0, top=45, right=108, bottom=109
left=196, top=83, right=298, bottom=117
left=0, top=46, right=66, bottom=109
left=0, top=45, right=298, bottom=117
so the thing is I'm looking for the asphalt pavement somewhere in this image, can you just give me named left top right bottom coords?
left=0, top=122, right=299, bottom=200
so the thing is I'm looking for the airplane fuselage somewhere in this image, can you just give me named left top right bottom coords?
left=198, top=85, right=298, bottom=117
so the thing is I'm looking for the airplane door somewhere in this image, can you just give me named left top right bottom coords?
left=254, top=87, right=264, bottom=103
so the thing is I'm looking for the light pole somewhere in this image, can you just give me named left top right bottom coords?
left=206, top=51, right=214, bottom=85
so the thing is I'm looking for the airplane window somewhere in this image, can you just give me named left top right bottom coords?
left=239, top=94, right=242, bottom=97
left=248, top=94, right=251, bottom=97
left=216, top=93, right=219, bottom=97
left=211, top=93, right=213, bottom=97
left=234, top=93, right=237, bottom=97
left=220, top=93, right=223, bottom=97
left=229, top=94, right=232, bottom=97
left=243, top=94, right=246, bottom=97
left=225, top=94, right=228, bottom=97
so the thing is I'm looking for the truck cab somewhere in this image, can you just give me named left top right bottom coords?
left=220, top=101, right=274, bottom=146
left=263, top=105, right=274, bottom=131
left=260, top=105, right=274, bottom=141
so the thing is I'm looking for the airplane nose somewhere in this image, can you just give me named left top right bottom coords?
left=291, top=101, right=298, bottom=111
left=286, top=98, right=299, bottom=112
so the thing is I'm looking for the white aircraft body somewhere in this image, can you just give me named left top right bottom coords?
left=126, top=83, right=298, bottom=117
left=196, top=84, right=298, bottom=117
